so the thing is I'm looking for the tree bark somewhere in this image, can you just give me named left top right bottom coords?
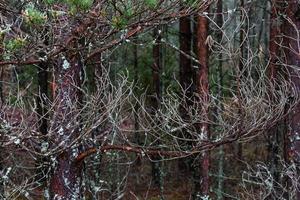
left=49, top=48, right=83, bottom=199
left=179, top=15, right=192, bottom=93
left=35, top=60, right=49, bottom=186
left=0, top=25, right=4, bottom=199
left=284, top=1, right=300, bottom=199
left=153, top=28, right=162, bottom=107
left=151, top=27, right=164, bottom=191
left=269, top=0, right=281, bottom=82
left=237, top=0, right=245, bottom=161
left=37, top=61, right=49, bottom=135
left=178, top=7, right=193, bottom=172
left=267, top=0, right=281, bottom=188
left=133, top=39, right=141, bottom=146
left=197, top=8, right=210, bottom=198
left=216, top=1, right=224, bottom=200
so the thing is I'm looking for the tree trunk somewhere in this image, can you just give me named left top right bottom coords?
left=0, top=33, right=4, bottom=103
left=179, top=15, right=192, bottom=93
left=153, top=28, right=162, bottom=107
left=151, top=27, right=164, bottom=193
left=268, top=0, right=281, bottom=82
left=267, top=0, right=281, bottom=187
left=49, top=50, right=83, bottom=199
left=237, top=0, right=245, bottom=161
left=178, top=7, right=193, bottom=172
left=197, top=7, right=210, bottom=198
left=216, top=1, right=224, bottom=199
left=37, top=61, right=49, bottom=135
left=133, top=40, right=140, bottom=146
left=35, top=60, right=49, bottom=187
left=284, top=1, right=300, bottom=199
left=0, top=26, right=4, bottom=199
left=0, top=66, right=12, bottom=103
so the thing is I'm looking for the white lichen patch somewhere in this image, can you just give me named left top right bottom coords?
left=41, top=142, right=49, bottom=153
left=294, top=132, right=300, bottom=141
left=50, top=156, right=57, bottom=168
left=2, top=119, right=12, bottom=130
left=58, top=127, right=64, bottom=136
left=53, top=194, right=64, bottom=200
left=72, top=148, right=79, bottom=158
left=63, top=174, right=70, bottom=187
left=2, top=167, right=12, bottom=180
left=199, top=126, right=208, bottom=140
left=62, top=56, right=70, bottom=70
left=44, top=189, right=50, bottom=199
left=13, top=137, right=20, bottom=145
left=200, top=195, right=210, bottom=200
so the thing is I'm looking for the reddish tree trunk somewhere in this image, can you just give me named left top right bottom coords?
left=269, top=1, right=281, bottom=81
left=178, top=8, right=193, bottom=172
left=216, top=1, right=224, bottom=199
left=267, top=0, right=282, bottom=186
left=179, top=15, right=192, bottom=93
left=49, top=49, right=83, bottom=199
left=284, top=1, right=300, bottom=199
left=197, top=9, right=210, bottom=197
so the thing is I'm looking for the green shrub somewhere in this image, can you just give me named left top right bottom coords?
left=5, top=38, right=27, bottom=52
left=24, top=6, right=46, bottom=26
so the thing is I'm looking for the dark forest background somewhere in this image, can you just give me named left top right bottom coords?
left=0, top=0, right=299, bottom=199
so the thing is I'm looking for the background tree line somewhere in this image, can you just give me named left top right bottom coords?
left=0, top=0, right=300, bottom=199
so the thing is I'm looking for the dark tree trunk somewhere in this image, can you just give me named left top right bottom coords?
left=216, top=1, right=224, bottom=199
left=284, top=1, right=300, bottom=199
left=49, top=50, right=83, bottom=199
left=133, top=40, right=140, bottom=146
left=0, top=27, right=4, bottom=199
left=152, top=28, right=162, bottom=107
left=237, top=0, right=245, bottom=161
left=197, top=8, right=210, bottom=198
left=179, top=15, right=192, bottom=92
left=267, top=0, right=281, bottom=187
left=37, top=61, right=49, bottom=135
left=239, top=0, right=245, bottom=75
left=0, top=34, right=3, bottom=103
left=88, top=52, right=104, bottom=198
left=178, top=8, right=193, bottom=172
left=268, top=1, right=281, bottom=82
left=151, top=27, right=163, bottom=189
left=35, top=60, right=49, bottom=185
left=192, top=16, right=202, bottom=199
left=92, top=52, right=103, bottom=93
